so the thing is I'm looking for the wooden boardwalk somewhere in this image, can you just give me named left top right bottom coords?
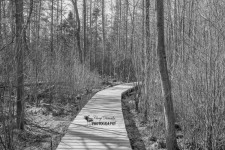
left=56, top=83, right=136, bottom=150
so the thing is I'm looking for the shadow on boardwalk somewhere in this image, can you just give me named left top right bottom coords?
left=60, top=123, right=130, bottom=150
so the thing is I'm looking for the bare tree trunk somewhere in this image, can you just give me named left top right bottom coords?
left=56, top=0, right=59, bottom=45
left=50, top=0, right=54, bottom=55
left=144, top=0, right=150, bottom=120
left=101, top=0, right=105, bottom=75
left=49, top=0, right=54, bottom=104
left=72, top=0, right=83, bottom=63
left=156, top=0, right=179, bottom=149
left=15, top=0, right=25, bottom=130
left=124, top=0, right=128, bottom=81
left=89, top=0, right=92, bottom=70
left=83, top=0, right=87, bottom=62
left=110, top=0, right=113, bottom=76
left=35, top=0, right=42, bottom=107
left=94, top=0, right=98, bottom=69
left=117, top=0, right=121, bottom=79
left=115, top=0, right=120, bottom=77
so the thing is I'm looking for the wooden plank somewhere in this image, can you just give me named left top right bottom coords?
left=56, top=83, right=136, bottom=150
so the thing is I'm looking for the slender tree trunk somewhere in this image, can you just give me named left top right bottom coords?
left=117, top=0, right=121, bottom=79
left=156, top=0, right=179, bottom=149
left=109, top=0, right=113, bottom=76
left=35, top=0, right=42, bottom=107
left=115, top=0, right=120, bottom=77
left=15, top=0, right=25, bottom=130
left=57, top=0, right=59, bottom=45
left=130, top=0, right=135, bottom=56
left=49, top=0, right=54, bottom=104
left=34, top=2, right=38, bottom=106
left=141, top=0, right=145, bottom=85
left=143, top=0, right=150, bottom=119
left=125, top=0, right=128, bottom=81
left=89, top=0, right=92, bottom=70
left=83, top=0, right=87, bottom=62
left=101, top=0, right=105, bottom=75
left=94, top=0, right=98, bottom=69
left=50, top=0, right=54, bottom=54
left=72, top=0, right=83, bottom=63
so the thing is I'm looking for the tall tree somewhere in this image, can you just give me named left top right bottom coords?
left=51, top=0, right=54, bottom=54
left=71, top=0, right=83, bottom=63
left=116, top=0, right=121, bottom=79
left=56, top=0, right=59, bottom=45
left=143, top=0, right=150, bottom=119
left=15, top=0, right=25, bottom=130
left=101, top=0, right=105, bottom=75
left=49, top=0, right=54, bottom=104
left=156, top=0, right=179, bottom=149
left=35, top=0, right=42, bottom=106
left=83, top=0, right=87, bottom=62
left=89, top=0, right=93, bottom=70
left=124, top=0, right=128, bottom=80
left=93, top=0, right=99, bottom=69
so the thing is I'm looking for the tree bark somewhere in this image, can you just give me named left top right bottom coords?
left=156, top=0, right=179, bottom=149
left=51, top=0, right=54, bottom=54
left=89, top=0, right=92, bottom=70
left=101, top=0, right=105, bottom=75
left=35, top=0, right=42, bottom=107
left=15, top=0, right=25, bottom=130
left=49, top=0, right=54, bottom=104
left=94, top=0, right=98, bottom=69
left=72, top=0, right=83, bottom=63
left=144, top=0, right=150, bottom=119
left=83, top=0, right=87, bottom=62
left=56, top=0, right=59, bottom=45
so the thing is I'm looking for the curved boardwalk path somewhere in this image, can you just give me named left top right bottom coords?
left=56, top=83, right=137, bottom=150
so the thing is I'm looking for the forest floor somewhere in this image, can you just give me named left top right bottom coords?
left=10, top=80, right=120, bottom=150
left=15, top=91, right=96, bottom=150
left=122, top=94, right=185, bottom=150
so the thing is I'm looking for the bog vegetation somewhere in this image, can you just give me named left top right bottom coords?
left=0, top=0, right=225, bottom=150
